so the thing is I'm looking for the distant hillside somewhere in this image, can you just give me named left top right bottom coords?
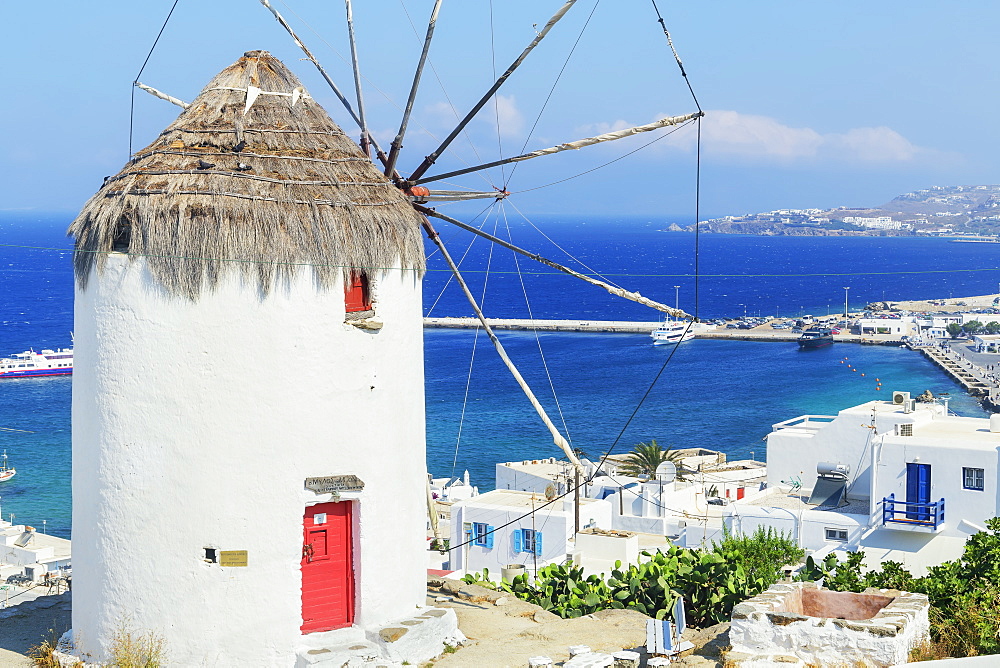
left=691, top=185, right=1000, bottom=236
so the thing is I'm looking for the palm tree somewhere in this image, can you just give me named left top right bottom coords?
left=618, top=440, right=683, bottom=479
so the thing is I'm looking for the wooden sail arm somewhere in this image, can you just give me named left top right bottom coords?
left=416, top=205, right=693, bottom=320
left=407, top=188, right=509, bottom=202
left=385, top=0, right=444, bottom=178
left=344, top=0, right=371, bottom=157
left=135, top=82, right=189, bottom=109
left=421, top=217, right=584, bottom=475
left=412, top=112, right=703, bottom=186
left=407, top=0, right=579, bottom=183
left=260, top=0, right=394, bottom=169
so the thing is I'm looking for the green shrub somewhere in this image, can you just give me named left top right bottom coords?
left=461, top=526, right=802, bottom=627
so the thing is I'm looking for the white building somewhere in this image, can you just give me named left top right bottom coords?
left=842, top=216, right=900, bottom=229
left=724, top=395, right=1000, bottom=575
left=448, top=489, right=613, bottom=577
left=68, top=51, right=456, bottom=666
left=491, top=450, right=764, bottom=555
left=0, top=521, right=71, bottom=583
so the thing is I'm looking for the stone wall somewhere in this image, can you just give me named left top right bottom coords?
left=728, top=581, right=929, bottom=667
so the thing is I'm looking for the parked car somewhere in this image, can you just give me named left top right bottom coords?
left=5, top=573, right=32, bottom=586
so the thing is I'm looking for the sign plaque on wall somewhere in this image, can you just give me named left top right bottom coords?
left=220, top=550, right=249, bottom=567
left=305, top=475, right=365, bottom=495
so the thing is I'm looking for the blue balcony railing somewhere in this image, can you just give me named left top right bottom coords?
left=881, top=493, right=945, bottom=530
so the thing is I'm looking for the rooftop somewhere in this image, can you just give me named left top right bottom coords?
left=740, top=489, right=869, bottom=516
left=472, top=489, right=604, bottom=510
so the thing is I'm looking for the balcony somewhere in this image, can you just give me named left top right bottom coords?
left=881, top=493, right=945, bottom=531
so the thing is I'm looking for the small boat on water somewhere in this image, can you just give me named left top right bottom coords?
left=798, top=327, right=834, bottom=349
left=0, top=347, right=74, bottom=379
left=651, top=321, right=695, bottom=345
left=0, top=451, right=14, bottom=482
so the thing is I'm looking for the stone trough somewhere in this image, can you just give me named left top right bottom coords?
left=727, top=581, right=929, bottom=667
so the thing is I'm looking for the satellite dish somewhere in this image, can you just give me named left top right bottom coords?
left=655, top=461, right=676, bottom=483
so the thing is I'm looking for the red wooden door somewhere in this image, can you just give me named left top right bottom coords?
left=301, top=502, right=354, bottom=632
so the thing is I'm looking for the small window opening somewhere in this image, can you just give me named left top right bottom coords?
left=963, top=467, right=985, bottom=491
left=112, top=223, right=132, bottom=252
left=345, top=271, right=373, bottom=318
left=204, top=547, right=218, bottom=563
left=825, top=528, right=848, bottom=542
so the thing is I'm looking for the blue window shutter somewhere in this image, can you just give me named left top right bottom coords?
left=485, top=526, right=495, bottom=549
left=534, top=531, right=543, bottom=556
left=513, top=529, right=523, bottom=553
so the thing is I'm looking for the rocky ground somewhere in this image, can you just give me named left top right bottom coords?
left=0, top=591, right=70, bottom=667
left=425, top=578, right=728, bottom=667
left=884, top=293, right=1000, bottom=314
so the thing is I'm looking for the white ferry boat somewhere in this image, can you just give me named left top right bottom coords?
left=650, top=321, right=695, bottom=345
left=0, top=347, right=74, bottom=379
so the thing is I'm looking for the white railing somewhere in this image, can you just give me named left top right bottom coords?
left=771, top=415, right=836, bottom=432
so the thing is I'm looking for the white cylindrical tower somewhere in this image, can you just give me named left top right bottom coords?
left=69, top=51, right=428, bottom=665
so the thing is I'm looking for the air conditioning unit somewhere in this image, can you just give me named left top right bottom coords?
left=892, top=391, right=910, bottom=405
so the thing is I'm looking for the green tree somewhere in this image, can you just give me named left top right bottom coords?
left=618, top=440, right=682, bottom=479
left=947, top=323, right=964, bottom=338
left=964, top=320, right=984, bottom=335
left=713, top=526, right=804, bottom=587
left=985, top=321, right=1000, bottom=335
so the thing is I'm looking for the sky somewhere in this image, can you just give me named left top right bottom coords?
left=2, top=0, right=998, bottom=220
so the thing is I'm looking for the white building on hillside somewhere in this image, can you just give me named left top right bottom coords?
left=721, top=395, right=1000, bottom=575
left=448, top=490, right=612, bottom=577
left=492, top=450, right=764, bottom=551
left=0, top=520, right=71, bottom=583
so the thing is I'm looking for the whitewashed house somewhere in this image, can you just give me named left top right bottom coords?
left=0, top=520, right=71, bottom=583
left=723, top=393, right=1000, bottom=575
left=68, top=51, right=458, bottom=666
left=492, top=451, right=763, bottom=552
left=448, top=489, right=612, bottom=577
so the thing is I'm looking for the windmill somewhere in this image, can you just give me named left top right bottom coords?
left=68, top=2, right=703, bottom=663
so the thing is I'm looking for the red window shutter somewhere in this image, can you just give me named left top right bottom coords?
left=344, top=272, right=371, bottom=313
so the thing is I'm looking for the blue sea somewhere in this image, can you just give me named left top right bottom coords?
left=3, top=211, right=999, bottom=539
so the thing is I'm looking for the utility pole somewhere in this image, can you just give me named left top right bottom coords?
left=574, top=468, right=581, bottom=536
left=843, top=287, right=850, bottom=320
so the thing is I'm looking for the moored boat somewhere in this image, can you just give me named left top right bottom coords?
left=0, top=451, right=14, bottom=482
left=798, top=328, right=834, bottom=349
left=651, top=321, right=695, bottom=345
left=0, top=347, right=74, bottom=379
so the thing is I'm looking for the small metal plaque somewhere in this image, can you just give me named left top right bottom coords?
left=305, top=475, right=365, bottom=495
left=219, top=550, right=248, bottom=567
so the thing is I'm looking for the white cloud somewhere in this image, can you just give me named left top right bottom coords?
left=649, top=110, right=922, bottom=164
left=421, top=96, right=524, bottom=140
left=827, top=126, right=917, bottom=162
left=574, top=119, right=634, bottom=136
left=491, top=94, right=525, bottom=139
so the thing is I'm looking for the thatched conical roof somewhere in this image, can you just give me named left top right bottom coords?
left=70, top=50, right=425, bottom=299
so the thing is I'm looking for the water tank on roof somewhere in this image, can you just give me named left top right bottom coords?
left=817, top=462, right=850, bottom=478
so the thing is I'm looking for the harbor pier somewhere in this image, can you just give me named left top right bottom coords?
left=424, top=317, right=662, bottom=333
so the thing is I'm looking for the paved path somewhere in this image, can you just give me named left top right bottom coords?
left=924, top=340, right=1000, bottom=408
